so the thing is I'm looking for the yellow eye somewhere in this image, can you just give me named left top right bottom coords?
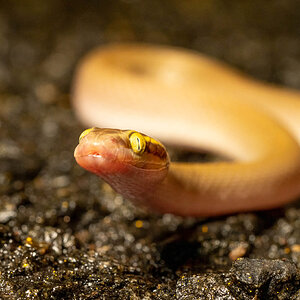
left=79, top=128, right=94, bottom=142
left=129, top=132, right=146, bottom=154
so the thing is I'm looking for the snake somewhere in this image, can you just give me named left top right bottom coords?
left=73, top=43, right=300, bottom=216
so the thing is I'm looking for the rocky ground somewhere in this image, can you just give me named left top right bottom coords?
left=0, top=1, right=299, bottom=299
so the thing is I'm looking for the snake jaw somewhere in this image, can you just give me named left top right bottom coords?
left=74, top=131, right=128, bottom=175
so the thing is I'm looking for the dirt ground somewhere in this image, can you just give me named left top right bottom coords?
left=0, top=1, right=299, bottom=299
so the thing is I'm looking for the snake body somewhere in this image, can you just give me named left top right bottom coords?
left=73, top=44, right=300, bottom=216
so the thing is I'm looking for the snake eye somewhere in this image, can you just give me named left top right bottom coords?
left=129, top=132, right=146, bottom=154
left=79, top=128, right=94, bottom=142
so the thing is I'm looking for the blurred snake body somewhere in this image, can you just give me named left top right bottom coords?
left=73, top=44, right=300, bottom=216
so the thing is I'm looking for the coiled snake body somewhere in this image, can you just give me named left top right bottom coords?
left=73, top=44, right=300, bottom=216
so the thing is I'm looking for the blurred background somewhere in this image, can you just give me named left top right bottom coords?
left=0, top=1, right=300, bottom=298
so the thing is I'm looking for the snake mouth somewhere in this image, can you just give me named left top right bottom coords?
left=74, top=142, right=128, bottom=176
left=74, top=150, right=103, bottom=159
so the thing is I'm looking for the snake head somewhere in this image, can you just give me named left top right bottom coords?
left=74, top=128, right=170, bottom=199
